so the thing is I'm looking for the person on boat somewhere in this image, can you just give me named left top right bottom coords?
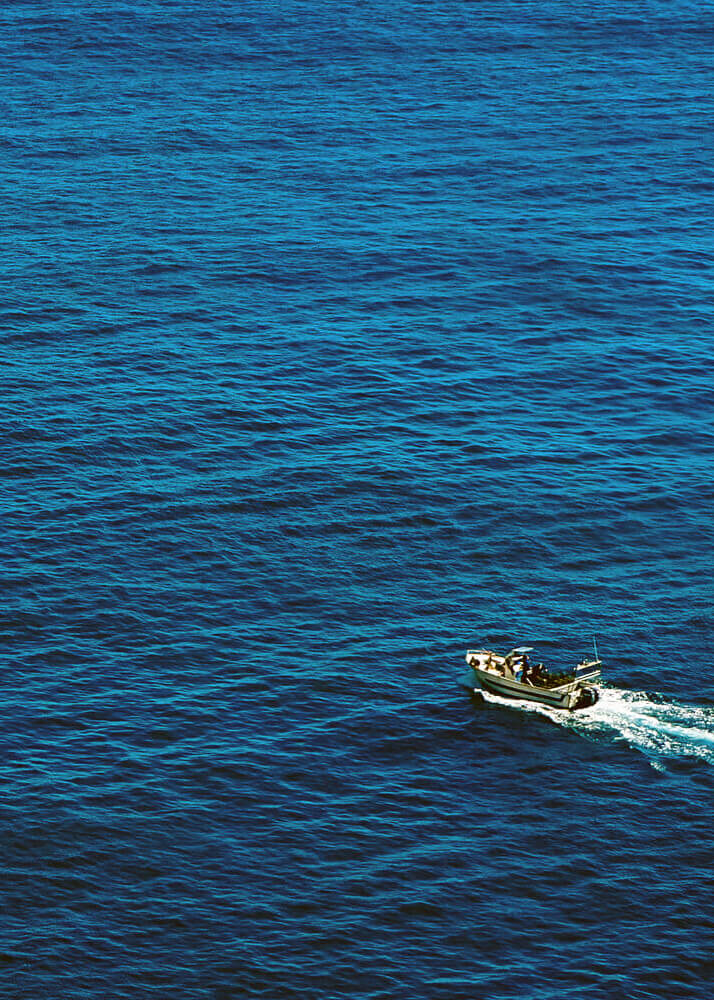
left=520, top=654, right=530, bottom=684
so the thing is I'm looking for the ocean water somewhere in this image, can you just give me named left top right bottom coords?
left=3, top=2, right=714, bottom=997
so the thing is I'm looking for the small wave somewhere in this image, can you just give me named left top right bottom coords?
left=477, top=687, right=714, bottom=768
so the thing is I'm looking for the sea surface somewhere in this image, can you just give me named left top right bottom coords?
left=3, top=2, right=714, bottom=997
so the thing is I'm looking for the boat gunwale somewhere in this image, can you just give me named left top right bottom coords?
left=475, top=668, right=574, bottom=700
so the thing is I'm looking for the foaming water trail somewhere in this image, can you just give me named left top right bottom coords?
left=477, top=687, right=714, bottom=767
left=572, top=688, right=714, bottom=766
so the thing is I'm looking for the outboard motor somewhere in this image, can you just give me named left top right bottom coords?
left=574, top=686, right=599, bottom=710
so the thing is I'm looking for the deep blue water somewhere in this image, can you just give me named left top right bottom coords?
left=3, top=2, right=714, bottom=997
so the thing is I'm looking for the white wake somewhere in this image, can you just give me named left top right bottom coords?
left=478, top=686, right=714, bottom=768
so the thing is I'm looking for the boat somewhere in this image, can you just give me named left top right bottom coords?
left=463, top=645, right=601, bottom=711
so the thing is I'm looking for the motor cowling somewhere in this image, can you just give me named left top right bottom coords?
left=574, top=686, right=599, bottom=710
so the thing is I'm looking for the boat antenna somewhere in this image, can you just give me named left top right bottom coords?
left=593, top=636, right=598, bottom=661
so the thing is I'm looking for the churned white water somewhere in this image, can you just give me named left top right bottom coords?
left=479, top=686, right=714, bottom=767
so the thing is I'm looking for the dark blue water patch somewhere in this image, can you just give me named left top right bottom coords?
left=3, top=0, right=714, bottom=997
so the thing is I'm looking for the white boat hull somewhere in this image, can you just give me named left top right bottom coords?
left=468, top=666, right=580, bottom=710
